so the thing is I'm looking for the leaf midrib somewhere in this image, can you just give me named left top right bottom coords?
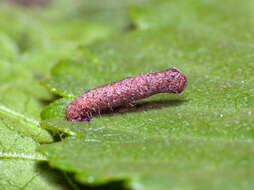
left=0, top=104, right=39, bottom=127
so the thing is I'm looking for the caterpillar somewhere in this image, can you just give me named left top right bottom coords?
left=66, top=68, right=187, bottom=122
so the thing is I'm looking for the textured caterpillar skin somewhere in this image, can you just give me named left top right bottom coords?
left=66, top=68, right=187, bottom=121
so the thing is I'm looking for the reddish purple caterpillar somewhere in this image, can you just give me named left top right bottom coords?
left=66, top=68, right=187, bottom=121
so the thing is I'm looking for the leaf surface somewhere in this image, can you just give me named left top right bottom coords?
left=0, top=0, right=142, bottom=189
left=39, top=0, right=254, bottom=189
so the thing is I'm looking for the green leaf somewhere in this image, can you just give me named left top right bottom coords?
left=0, top=0, right=137, bottom=75
left=39, top=0, right=254, bottom=189
left=0, top=0, right=143, bottom=188
left=0, top=58, right=76, bottom=189
left=0, top=118, right=71, bottom=190
left=0, top=32, right=19, bottom=60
